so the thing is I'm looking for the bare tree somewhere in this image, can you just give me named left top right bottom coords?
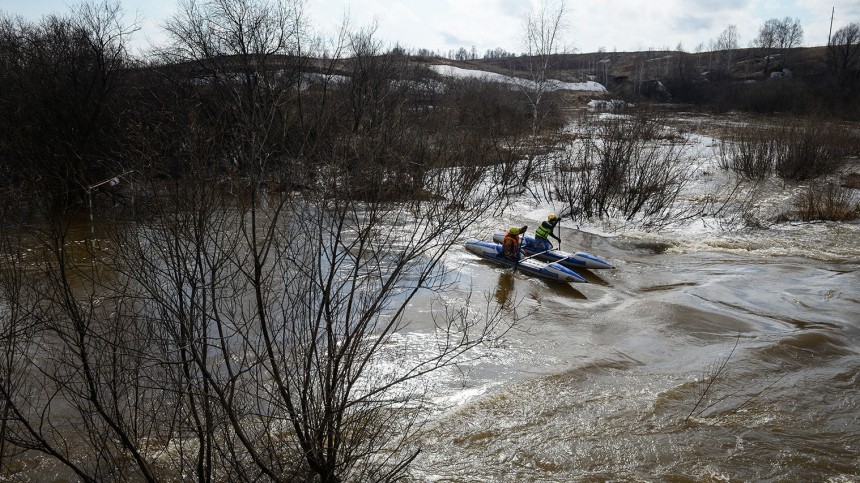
left=828, top=22, right=860, bottom=79
left=0, top=1, right=137, bottom=210
left=0, top=0, right=528, bottom=481
left=756, top=17, right=803, bottom=72
left=517, top=0, right=568, bottom=192
left=112, top=34, right=520, bottom=479
left=521, top=0, right=567, bottom=137
left=754, top=18, right=779, bottom=55
left=775, top=17, right=804, bottom=51
left=0, top=195, right=35, bottom=476
left=755, top=18, right=779, bottom=74
left=713, top=24, right=739, bottom=74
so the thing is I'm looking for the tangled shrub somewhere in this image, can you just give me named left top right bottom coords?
left=790, top=181, right=860, bottom=221
left=717, top=124, right=780, bottom=180
left=775, top=119, right=857, bottom=182
left=719, top=118, right=859, bottom=183
left=553, top=111, right=693, bottom=228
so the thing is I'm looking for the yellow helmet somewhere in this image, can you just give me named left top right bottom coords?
left=508, top=227, right=520, bottom=235
left=548, top=213, right=558, bottom=222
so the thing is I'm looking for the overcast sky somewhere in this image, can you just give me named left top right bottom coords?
left=4, top=0, right=860, bottom=56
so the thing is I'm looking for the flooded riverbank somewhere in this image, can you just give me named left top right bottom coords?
left=1, top=110, right=857, bottom=481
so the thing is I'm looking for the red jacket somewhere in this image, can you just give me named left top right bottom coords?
left=502, top=232, right=521, bottom=260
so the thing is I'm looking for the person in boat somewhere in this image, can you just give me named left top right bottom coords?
left=532, top=213, right=561, bottom=251
left=502, top=225, right=528, bottom=261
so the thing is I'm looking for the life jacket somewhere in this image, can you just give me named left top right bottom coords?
left=534, top=220, right=555, bottom=239
left=502, top=232, right=520, bottom=259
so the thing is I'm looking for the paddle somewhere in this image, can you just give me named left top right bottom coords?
left=511, top=246, right=553, bottom=275
left=519, top=248, right=552, bottom=262
left=511, top=225, right=529, bottom=272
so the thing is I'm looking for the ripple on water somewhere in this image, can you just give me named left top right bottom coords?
left=413, top=362, right=694, bottom=481
left=666, top=221, right=860, bottom=263
left=754, top=330, right=856, bottom=365
left=416, top=202, right=859, bottom=481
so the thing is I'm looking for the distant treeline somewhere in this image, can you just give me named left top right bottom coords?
left=476, top=43, right=860, bottom=120
left=0, top=3, right=547, bottom=215
left=1, top=2, right=858, bottom=216
left=442, top=18, right=860, bottom=119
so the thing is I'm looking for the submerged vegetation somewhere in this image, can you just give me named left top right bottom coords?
left=789, top=181, right=860, bottom=222
left=718, top=119, right=859, bottom=183
left=554, top=111, right=694, bottom=228
left=0, top=0, right=859, bottom=481
left=716, top=117, right=860, bottom=222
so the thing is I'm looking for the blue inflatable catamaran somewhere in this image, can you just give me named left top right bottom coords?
left=490, top=233, right=615, bottom=270
left=463, top=239, right=588, bottom=283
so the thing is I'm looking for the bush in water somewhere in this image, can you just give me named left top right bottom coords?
left=775, top=119, right=857, bottom=182
left=790, top=180, right=860, bottom=222
left=553, top=109, right=694, bottom=228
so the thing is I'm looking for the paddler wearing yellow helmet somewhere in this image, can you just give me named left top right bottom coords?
left=502, top=225, right=528, bottom=260
left=531, top=213, right=561, bottom=251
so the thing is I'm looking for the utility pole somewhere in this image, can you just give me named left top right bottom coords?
left=828, top=6, right=835, bottom=45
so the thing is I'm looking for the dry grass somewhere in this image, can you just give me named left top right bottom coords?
left=784, top=181, right=860, bottom=222
left=706, top=116, right=860, bottom=181
left=842, top=172, right=860, bottom=189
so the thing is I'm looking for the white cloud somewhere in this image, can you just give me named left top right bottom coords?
left=5, top=0, right=840, bottom=56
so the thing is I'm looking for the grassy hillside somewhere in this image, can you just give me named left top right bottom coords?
left=469, top=46, right=830, bottom=84
left=442, top=46, right=860, bottom=119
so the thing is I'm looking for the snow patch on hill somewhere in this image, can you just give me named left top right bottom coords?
left=429, top=65, right=606, bottom=92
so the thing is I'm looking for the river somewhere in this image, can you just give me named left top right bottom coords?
left=3, top=113, right=858, bottom=481
left=404, top=222, right=859, bottom=481
left=402, top=121, right=860, bottom=480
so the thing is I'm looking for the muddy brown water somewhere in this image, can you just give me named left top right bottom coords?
left=408, top=226, right=860, bottom=481
left=4, top=209, right=858, bottom=481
